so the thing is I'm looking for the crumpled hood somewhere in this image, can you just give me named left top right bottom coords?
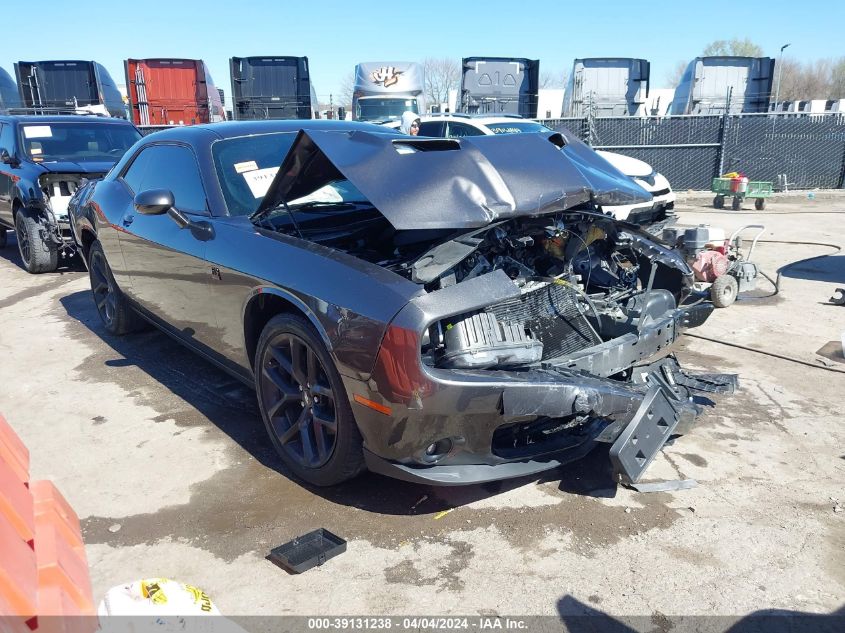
left=256, top=128, right=652, bottom=230
left=35, top=160, right=114, bottom=176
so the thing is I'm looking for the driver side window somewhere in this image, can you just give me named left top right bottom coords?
left=0, top=123, right=15, bottom=154
left=121, top=144, right=208, bottom=213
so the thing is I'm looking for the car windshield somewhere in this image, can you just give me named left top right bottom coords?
left=357, top=98, right=418, bottom=122
left=20, top=122, right=140, bottom=162
left=486, top=121, right=553, bottom=135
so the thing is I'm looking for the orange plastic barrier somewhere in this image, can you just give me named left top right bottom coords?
left=0, top=510, right=38, bottom=619
left=1, top=412, right=96, bottom=628
left=0, top=414, right=29, bottom=486
left=33, top=519, right=94, bottom=616
left=0, top=457, right=35, bottom=545
left=31, top=483, right=83, bottom=552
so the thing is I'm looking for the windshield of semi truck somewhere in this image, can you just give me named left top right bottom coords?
left=486, top=121, right=553, bottom=134
left=20, top=123, right=141, bottom=162
left=356, top=98, right=418, bottom=121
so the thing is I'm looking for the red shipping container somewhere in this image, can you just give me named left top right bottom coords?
left=125, top=58, right=226, bottom=126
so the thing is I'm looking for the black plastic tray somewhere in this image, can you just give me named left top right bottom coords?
left=268, top=529, right=346, bottom=574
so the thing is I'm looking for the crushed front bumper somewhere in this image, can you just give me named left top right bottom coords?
left=357, top=355, right=737, bottom=486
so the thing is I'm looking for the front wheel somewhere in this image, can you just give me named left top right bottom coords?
left=731, top=196, right=742, bottom=211
left=255, top=314, right=365, bottom=486
left=0, top=227, right=6, bottom=248
left=88, top=241, right=147, bottom=335
left=711, top=274, right=738, bottom=308
left=713, top=195, right=725, bottom=209
left=755, top=197, right=766, bottom=210
left=15, top=209, right=58, bottom=273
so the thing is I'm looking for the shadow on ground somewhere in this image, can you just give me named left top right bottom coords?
left=59, top=288, right=624, bottom=517
left=779, top=253, right=844, bottom=284
left=556, top=595, right=845, bottom=633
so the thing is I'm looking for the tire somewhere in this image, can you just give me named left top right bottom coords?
left=87, top=241, right=147, bottom=335
left=15, top=208, right=58, bottom=273
left=711, top=274, right=738, bottom=308
left=255, top=313, right=365, bottom=486
left=0, top=227, right=6, bottom=248
left=731, top=196, right=742, bottom=211
left=713, top=195, right=725, bottom=209
left=755, top=197, right=766, bottom=210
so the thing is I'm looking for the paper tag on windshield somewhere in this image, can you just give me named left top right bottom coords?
left=243, top=167, right=279, bottom=198
left=234, top=160, right=258, bottom=174
left=30, top=147, right=43, bottom=155
left=24, top=126, right=53, bottom=139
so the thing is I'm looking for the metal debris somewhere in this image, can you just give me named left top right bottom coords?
left=629, top=479, right=699, bottom=493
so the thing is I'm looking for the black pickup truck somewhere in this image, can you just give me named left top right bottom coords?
left=0, top=114, right=140, bottom=272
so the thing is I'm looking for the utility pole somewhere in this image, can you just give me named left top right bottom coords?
left=774, top=43, right=791, bottom=112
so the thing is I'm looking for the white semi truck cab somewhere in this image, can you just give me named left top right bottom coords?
left=352, top=62, right=425, bottom=123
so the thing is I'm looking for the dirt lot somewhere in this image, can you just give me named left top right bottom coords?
left=0, top=198, right=843, bottom=620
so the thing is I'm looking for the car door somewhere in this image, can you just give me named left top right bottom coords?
left=116, top=142, right=219, bottom=346
left=0, top=122, right=16, bottom=226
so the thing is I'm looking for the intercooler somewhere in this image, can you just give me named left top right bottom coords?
left=486, top=282, right=600, bottom=359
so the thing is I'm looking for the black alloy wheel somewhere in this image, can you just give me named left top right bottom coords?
left=87, top=241, right=146, bottom=335
left=90, top=246, right=118, bottom=328
left=255, top=314, right=365, bottom=486
left=15, top=212, right=31, bottom=265
left=260, top=332, right=338, bottom=468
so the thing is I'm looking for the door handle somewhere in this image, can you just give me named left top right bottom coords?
left=122, top=215, right=134, bottom=226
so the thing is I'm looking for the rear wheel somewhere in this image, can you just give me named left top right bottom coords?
left=731, top=196, right=742, bottom=211
left=255, top=314, right=365, bottom=486
left=0, top=227, right=6, bottom=248
left=88, top=241, right=146, bottom=335
left=755, top=197, right=766, bottom=210
left=713, top=195, right=725, bottom=209
left=711, top=274, right=738, bottom=308
left=15, top=209, right=58, bottom=273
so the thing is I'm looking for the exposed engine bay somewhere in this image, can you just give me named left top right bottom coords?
left=267, top=204, right=697, bottom=374
left=381, top=212, right=694, bottom=372
left=35, top=173, right=99, bottom=255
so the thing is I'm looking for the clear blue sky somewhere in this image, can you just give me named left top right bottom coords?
left=3, top=0, right=842, bottom=107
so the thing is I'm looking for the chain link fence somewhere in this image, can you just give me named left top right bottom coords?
left=139, top=113, right=845, bottom=191
left=540, top=112, right=845, bottom=190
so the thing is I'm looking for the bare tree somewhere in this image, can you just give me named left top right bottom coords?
left=540, top=69, right=567, bottom=89
left=775, top=57, right=804, bottom=101
left=338, top=69, right=356, bottom=111
left=702, top=38, right=764, bottom=57
left=423, top=57, right=460, bottom=107
left=831, top=57, right=845, bottom=99
left=665, top=60, right=688, bottom=86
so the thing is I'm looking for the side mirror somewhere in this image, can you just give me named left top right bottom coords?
left=134, top=189, right=174, bottom=215
left=0, top=148, right=12, bottom=164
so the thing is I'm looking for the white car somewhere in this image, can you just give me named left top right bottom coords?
left=389, top=115, right=675, bottom=224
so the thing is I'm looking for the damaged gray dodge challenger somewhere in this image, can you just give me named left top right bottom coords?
left=68, top=120, right=736, bottom=487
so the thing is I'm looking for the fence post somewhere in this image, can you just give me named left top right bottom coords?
left=716, top=112, right=730, bottom=178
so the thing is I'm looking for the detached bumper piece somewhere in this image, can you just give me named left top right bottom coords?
left=611, top=357, right=738, bottom=484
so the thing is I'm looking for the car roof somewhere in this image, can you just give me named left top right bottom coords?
left=144, top=119, right=394, bottom=142
left=0, top=114, right=136, bottom=125
left=417, top=115, right=534, bottom=125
